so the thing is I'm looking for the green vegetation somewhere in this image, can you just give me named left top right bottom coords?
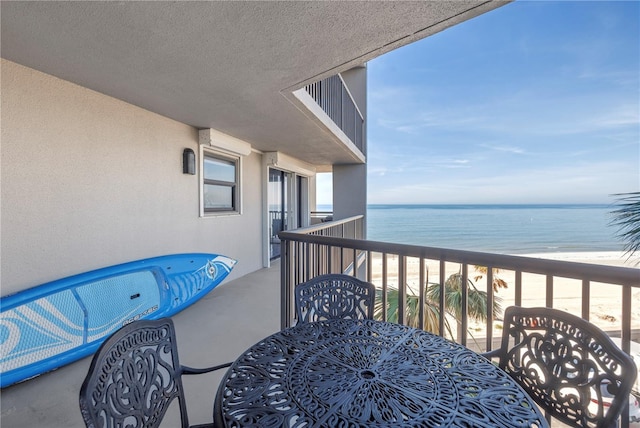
left=374, top=265, right=504, bottom=342
left=611, top=192, right=640, bottom=264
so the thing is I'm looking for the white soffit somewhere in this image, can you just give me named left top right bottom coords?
left=199, top=128, right=252, bottom=157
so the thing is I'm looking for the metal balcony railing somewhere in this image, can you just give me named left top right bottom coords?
left=305, top=75, right=365, bottom=153
left=279, top=215, right=640, bottom=427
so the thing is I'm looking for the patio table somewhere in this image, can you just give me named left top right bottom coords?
left=214, top=318, right=548, bottom=427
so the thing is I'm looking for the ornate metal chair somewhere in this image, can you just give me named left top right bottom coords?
left=482, top=306, right=637, bottom=428
left=79, top=318, right=231, bottom=428
left=294, top=273, right=376, bottom=324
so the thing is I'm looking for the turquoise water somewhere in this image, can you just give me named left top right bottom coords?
left=320, top=204, right=625, bottom=255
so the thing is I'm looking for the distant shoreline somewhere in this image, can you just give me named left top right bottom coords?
left=517, top=250, right=637, bottom=267
left=368, top=203, right=612, bottom=209
left=317, top=203, right=613, bottom=210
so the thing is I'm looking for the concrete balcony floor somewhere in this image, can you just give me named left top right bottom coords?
left=0, top=262, right=282, bottom=428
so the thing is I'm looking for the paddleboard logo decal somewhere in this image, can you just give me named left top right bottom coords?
left=122, top=305, right=158, bottom=326
left=201, top=260, right=216, bottom=280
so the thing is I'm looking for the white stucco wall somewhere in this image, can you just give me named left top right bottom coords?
left=1, top=59, right=263, bottom=295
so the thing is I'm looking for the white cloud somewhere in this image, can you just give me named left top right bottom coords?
left=479, top=144, right=527, bottom=155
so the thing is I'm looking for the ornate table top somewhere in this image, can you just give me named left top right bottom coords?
left=215, top=319, right=548, bottom=427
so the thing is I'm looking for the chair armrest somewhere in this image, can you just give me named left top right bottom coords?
left=182, top=361, right=232, bottom=375
left=480, top=349, right=502, bottom=361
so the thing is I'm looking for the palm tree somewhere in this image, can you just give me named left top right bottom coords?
left=426, top=268, right=502, bottom=343
left=374, top=265, right=502, bottom=342
left=611, top=192, right=640, bottom=264
left=375, top=285, right=455, bottom=338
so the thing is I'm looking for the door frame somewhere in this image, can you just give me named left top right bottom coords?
left=262, top=153, right=315, bottom=267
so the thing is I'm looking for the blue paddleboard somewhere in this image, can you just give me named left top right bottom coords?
left=0, top=253, right=236, bottom=388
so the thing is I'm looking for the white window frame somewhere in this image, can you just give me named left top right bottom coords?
left=200, top=147, right=242, bottom=217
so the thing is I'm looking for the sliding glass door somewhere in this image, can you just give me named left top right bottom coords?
left=268, top=169, right=288, bottom=259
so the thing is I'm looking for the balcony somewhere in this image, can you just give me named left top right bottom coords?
left=304, top=74, right=365, bottom=155
left=2, top=220, right=638, bottom=427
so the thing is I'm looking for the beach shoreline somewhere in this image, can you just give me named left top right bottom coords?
left=518, top=250, right=637, bottom=266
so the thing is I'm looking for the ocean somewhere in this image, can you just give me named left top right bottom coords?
left=320, top=204, right=626, bottom=255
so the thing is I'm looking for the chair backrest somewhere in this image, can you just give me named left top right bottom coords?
left=494, top=306, right=637, bottom=428
left=295, top=274, right=376, bottom=324
left=79, top=318, right=191, bottom=428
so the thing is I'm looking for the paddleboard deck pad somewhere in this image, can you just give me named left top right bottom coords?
left=0, top=253, right=236, bottom=387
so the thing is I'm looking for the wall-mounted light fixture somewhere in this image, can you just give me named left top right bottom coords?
left=183, top=148, right=196, bottom=175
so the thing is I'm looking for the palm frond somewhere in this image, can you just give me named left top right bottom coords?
left=610, top=192, right=640, bottom=263
left=473, top=265, right=508, bottom=292
left=374, top=286, right=455, bottom=338
left=426, top=274, right=502, bottom=321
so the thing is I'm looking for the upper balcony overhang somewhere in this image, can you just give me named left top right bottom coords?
left=1, top=1, right=509, bottom=167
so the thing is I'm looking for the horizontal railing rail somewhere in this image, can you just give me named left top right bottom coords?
left=305, top=75, right=365, bottom=153
left=310, top=210, right=333, bottom=224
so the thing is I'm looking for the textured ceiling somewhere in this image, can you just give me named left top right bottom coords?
left=1, top=1, right=508, bottom=166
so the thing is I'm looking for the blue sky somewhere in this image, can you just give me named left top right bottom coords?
left=317, top=0, right=639, bottom=205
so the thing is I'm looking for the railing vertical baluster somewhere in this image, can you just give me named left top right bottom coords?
left=419, top=258, right=425, bottom=330
left=546, top=275, right=553, bottom=308
left=352, top=248, right=357, bottom=277
left=582, top=279, right=590, bottom=320
left=439, top=259, right=446, bottom=337
left=366, top=250, right=372, bottom=283
left=622, top=284, right=632, bottom=353
left=621, top=284, right=632, bottom=428
left=281, top=238, right=291, bottom=329
left=304, top=240, right=310, bottom=281
left=461, top=264, right=468, bottom=347
left=312, top=241, right=318, bottom=278
left=292, top=241, right=298, bottom=286
left=486, top=266, right=494, bottom=352
left=515, top=271, right=522, bottom=306
left=382, top=253, right=388, bottom=322
left=398, top=256, right=407, bottom=325
left=294, top=242, right=305, bottom=286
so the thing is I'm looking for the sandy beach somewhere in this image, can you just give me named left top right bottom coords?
left=368, top=251, right=640, bottom=338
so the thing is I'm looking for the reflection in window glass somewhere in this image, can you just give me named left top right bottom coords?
left=204, top=184, right=233, bottom=209
left=204, top=157, right=236, bottom=182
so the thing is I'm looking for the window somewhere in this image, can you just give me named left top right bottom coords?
left=203, top=151, right=239, bottom=213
